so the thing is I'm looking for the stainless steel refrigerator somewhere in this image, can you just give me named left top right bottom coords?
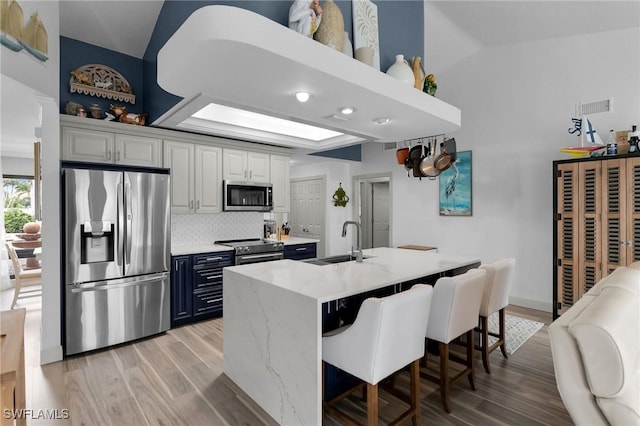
left=63, top=167, right=170, bottom=355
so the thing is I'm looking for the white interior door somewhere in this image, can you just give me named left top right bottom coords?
left=372, top=182, right=390, bottom=247
left=290, top=177, right=325, bottom=257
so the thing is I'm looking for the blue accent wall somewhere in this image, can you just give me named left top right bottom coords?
left=310, top=144, right=361, bottom=161
left=60, top=36, right=144, bottom=118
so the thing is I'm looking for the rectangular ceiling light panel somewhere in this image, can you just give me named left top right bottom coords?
left=191, top=103, right=344, bottom=142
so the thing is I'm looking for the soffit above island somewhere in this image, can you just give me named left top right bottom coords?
left=154, top=5, right=461, bottom=151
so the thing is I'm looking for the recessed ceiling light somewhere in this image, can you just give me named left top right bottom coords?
left=374, top=117, right=390, bottom=124
left=339, top=106, right=355, bottom=115
left=294, top=91, right=311, bottom=103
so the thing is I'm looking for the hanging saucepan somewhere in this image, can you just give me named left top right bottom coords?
left=403, top=157, right=413, bottom=178
left=408, top=144, right=425, bottom=178
left=433, top=138, right=457, bottom=172
left=419, top=140, right=440, bottom=178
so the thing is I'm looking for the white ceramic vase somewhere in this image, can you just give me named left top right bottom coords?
left=386, top=55, right=414, bottom=85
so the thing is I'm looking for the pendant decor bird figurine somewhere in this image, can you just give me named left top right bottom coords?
left=423, top=73, right=437, bottom=97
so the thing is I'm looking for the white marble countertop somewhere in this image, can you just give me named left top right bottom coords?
left=265, top=236, right=319, bottom=246
left=171, top=244, right=234, bottom=256
left=225, top=247, right=479, bottom=302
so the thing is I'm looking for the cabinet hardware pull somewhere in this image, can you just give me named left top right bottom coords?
left=107, top=150, right=111, bottom=161
left=250, top=170, right=252, bottom=180
left=197, top=200, right=200, bottom=209
left=207, top=274, right=223, bottom=280
left=190, top=200, right=194, bottom=209
left=117, top=151, right=121, bottom=161
left=206, top=257, right=222, bottom=261
left=207, top=298, right=223, bottom=304
left=296, top=248, right=307, bottom=251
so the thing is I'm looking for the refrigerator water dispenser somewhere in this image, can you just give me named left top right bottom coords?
left=80, top=220, right=114, bottom=264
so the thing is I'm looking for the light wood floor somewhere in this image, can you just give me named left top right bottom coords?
left=13, top=298, right=572, bottom=426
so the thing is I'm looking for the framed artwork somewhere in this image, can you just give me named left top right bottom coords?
left=352, top=0, right=380, bottom=70
left=439, top=150, right=472, bottom=216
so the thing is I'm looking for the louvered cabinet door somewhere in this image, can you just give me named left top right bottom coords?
left=627, top=157, right=640, bottom=264
left=602, top=159, right=627, bottom=274
left=556, top=163, right=579, bottom=315
left=578, top=161, right=603, bottom=295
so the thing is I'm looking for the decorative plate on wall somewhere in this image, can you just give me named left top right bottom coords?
left=352, top=0, right=380, bottom=71
left=69, top=64, right=136, bottom=104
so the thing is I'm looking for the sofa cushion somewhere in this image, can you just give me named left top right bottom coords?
left=569, top=286, right=639, bottom=398
left=596, top=355, right=640, bottom=425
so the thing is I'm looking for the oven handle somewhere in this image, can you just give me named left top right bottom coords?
left=236, top=253, right=283, bottom=264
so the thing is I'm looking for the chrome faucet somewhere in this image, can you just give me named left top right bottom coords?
left=341, top=221, right=363, bottom=262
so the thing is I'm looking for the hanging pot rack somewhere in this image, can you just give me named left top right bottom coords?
left=397, top=133, right=457, bottom=180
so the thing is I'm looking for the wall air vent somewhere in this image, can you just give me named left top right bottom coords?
left=581, top=98, right=612, bottom=115
left=383, top=142, right=397, bottom=151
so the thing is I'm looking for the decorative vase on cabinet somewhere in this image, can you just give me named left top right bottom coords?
left=386, top=55, right=414, bottom=85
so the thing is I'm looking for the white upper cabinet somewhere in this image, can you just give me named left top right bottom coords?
left=115, top=134, right=162, bottom=167
left=164, top=140, right=222, bottom=214
left=270, top=155, right=290, bottom=213
left=62, top=126, right=162, bottom=167
left=194, top=145, right=222, bottom=213
left=223, top=149, right=270, bottom=182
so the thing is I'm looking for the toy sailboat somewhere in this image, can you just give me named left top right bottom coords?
left=561, top=117, right=606, bottom=157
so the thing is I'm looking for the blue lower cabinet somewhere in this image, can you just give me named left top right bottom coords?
left=284, top=243, right=317, bottom=260
left=171, top=256, right=192, bottom=327
left=170, top=251, right=233, bottom=327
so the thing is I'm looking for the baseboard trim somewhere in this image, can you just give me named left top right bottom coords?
left=40, top=345, right=63, bottom=365
left=509, top=296, right=552, bottom=313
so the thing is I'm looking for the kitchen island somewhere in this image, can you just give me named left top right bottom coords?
left=223, top=247, right=480, bottom=425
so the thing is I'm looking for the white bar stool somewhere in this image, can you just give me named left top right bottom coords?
left=322, top=284, right=433, bottom=426
left=422, top=268, right=486, bottom=413
left=477, top=258, right=516, bottom=373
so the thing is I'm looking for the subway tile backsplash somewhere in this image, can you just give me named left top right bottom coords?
left=171, top=212, right=264, bottom=246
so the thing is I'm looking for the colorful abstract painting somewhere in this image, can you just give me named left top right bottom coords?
left=439, top=150, right=472, bottom=216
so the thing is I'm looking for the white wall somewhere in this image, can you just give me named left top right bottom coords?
left=293, top=26, right=640, bottom=311
left=1, top=1, right=61, bottom=363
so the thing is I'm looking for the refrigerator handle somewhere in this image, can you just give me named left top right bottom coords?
left=125, top=179, right=133, bottom=267
left=117, top=179, right=124, bottom=266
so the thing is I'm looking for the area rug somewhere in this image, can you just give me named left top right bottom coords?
left=487, top=313, right=544, bottom=354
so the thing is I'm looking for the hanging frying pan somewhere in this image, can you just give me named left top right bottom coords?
left=419, top=140, right=440, bottom=178
left=434, top=138, right=457, bottom=172
left=409, top=144, right=425, bottom=177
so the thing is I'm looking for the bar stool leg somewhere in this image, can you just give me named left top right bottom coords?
left=499, top=308, right=508, bottom=358
left=410, top=359, right=420, bottom=426
left=439, top=342, right=451, bottom=413
left=480, top=316, right=491, bottom=374
left=366, top=382, right=378, bottom=426
left=467, top=330, right=476, bottom=390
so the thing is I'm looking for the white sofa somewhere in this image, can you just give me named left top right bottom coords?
left=549, top=262, right=640, bottom=425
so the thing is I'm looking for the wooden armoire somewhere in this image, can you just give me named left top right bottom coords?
left=553, top=154, right=640, bottom=319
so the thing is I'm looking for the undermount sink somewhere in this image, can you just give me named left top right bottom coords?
left=303, top=254, right=371, bottom=266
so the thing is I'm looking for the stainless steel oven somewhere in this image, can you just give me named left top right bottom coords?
left=215, top=239, right=284, bottom=265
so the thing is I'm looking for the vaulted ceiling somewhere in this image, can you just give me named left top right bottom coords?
left=3, top=1, right=639, bottom=159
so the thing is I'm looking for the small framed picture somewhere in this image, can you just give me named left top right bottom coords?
left=439, top=150, right=472, bottom=216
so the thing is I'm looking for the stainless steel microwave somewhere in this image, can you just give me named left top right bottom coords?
left=223, top=180, right=273, bottom=212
